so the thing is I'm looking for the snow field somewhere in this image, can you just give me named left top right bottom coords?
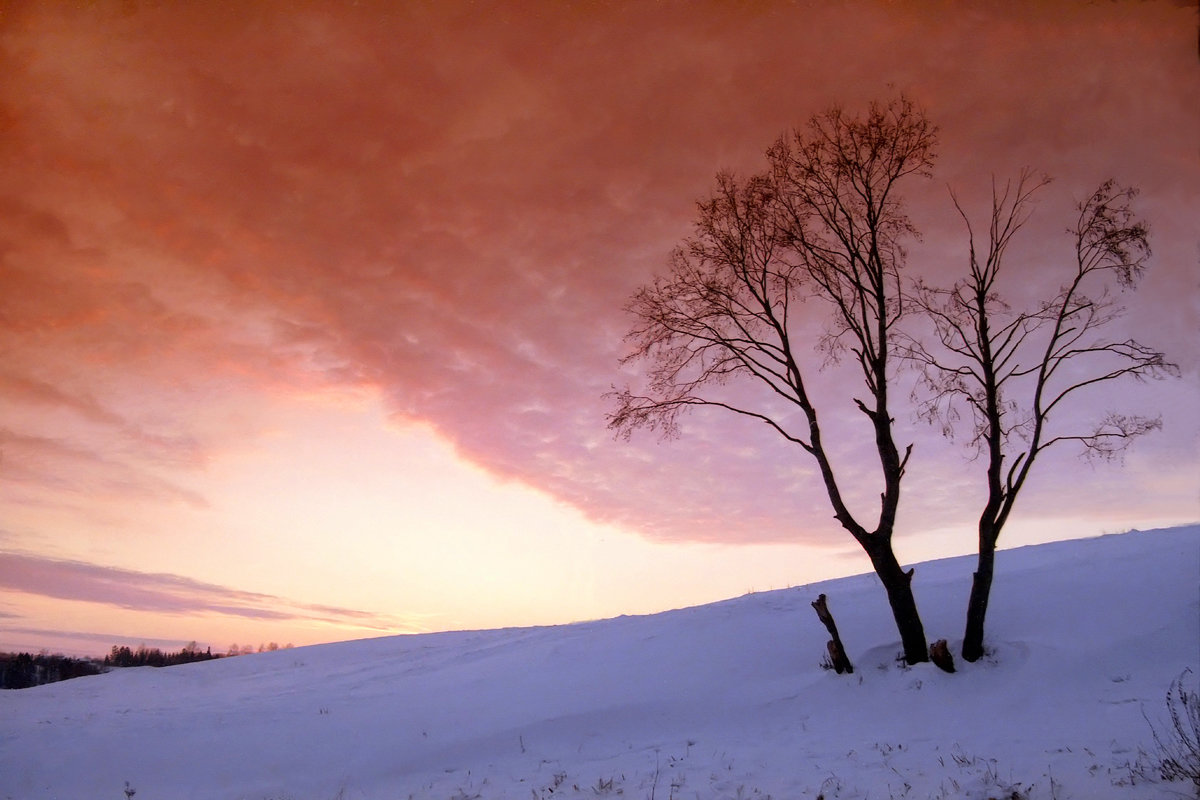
left=1, top=525, right=1196, bottom=799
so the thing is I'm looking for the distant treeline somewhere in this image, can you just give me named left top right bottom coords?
left=1, top=643, right=224, bottom=689
left=104, top=643, right=220, bottom=668
left=2, top=640, right=296, bottom=689
left=0, top=652, right=103, bottom=690
left=226, top=642, right=294, bottom=656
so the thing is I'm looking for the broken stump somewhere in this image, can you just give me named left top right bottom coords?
left=811, top=593, right=854, bottom=674
left=929, top=639, right=956, bottom=673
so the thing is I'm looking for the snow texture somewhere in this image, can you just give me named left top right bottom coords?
left=2, top=525, right=1197, bottom=799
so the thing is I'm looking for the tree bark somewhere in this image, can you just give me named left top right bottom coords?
left=962, top=537, right=996, bottom=662
left=864, top=538, right=929, bottom=664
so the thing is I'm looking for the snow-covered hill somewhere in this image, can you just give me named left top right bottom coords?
left=2, top=526, right=1197, bottom=800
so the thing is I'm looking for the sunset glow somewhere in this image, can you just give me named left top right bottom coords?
left=1, top=2, right=1196, bottom=656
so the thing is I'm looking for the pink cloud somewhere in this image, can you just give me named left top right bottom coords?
left=0, top=552, right=400, bottom=629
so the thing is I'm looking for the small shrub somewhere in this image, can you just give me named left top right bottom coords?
left=1142, top=669, right=1200, bottom=791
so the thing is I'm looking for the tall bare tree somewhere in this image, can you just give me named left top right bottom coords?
left=610, top=97, right=937, bottom=665
left=906, top=173, right=1179, bottom=662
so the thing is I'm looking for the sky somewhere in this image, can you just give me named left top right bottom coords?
left=0, top=1, right=1197, bottom=657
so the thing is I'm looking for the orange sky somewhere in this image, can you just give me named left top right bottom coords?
left=1, top=1, right=1197, bottom=656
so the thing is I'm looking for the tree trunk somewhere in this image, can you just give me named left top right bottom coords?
left=962, top=538, right=996, bottom=662
left=865, top=539, right=929, bottom=665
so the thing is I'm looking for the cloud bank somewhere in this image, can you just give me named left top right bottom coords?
left=0, top=1, right=1195, bottom=557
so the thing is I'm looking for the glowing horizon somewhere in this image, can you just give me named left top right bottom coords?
left=1, top=2, right=1196, bottom=657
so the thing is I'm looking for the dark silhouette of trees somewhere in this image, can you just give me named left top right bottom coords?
left=0, top=652, right=103, bottom=689
left=610, top=96, right=937, bottom=665
left=0, top=638, right=297, bottom=689
left=104, top=643, right=219, bottom=668
left=904, top=172, right=1178, bottom=662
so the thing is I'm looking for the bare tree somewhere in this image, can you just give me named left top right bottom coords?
left=906, top=173, right=1179, bottom=662
left=610, top=97, right=937, bottom=665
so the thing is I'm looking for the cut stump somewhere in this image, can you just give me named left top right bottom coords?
left=929, top=639, right=956, bottom=673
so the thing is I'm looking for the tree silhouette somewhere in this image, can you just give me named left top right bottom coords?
left=904, top=172, right=1178, bottom=661
left=611, top=96, right=937, bottom=665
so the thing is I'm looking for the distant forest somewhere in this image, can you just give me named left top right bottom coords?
left=0, top=641, right=298, bottom=689
left=0, top=643, right=218, bottom=690
left=0, top=652, right=103, bottom=690
left=104, top=643, right=220, bottom=669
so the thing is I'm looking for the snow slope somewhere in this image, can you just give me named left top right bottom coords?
left=2, top=526, right=1197, bottom=800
